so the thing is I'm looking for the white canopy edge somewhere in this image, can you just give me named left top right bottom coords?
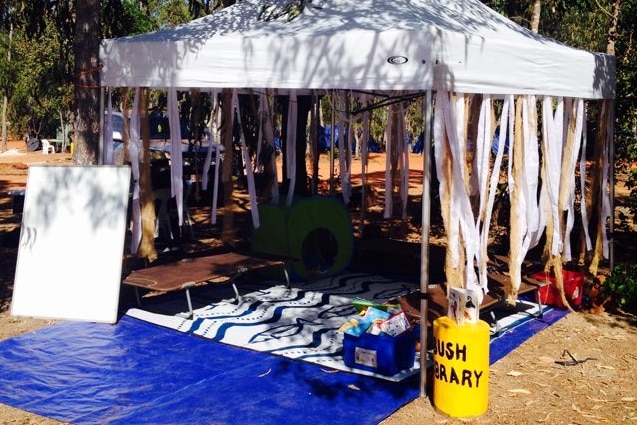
left=100, top=0, right=615, bottom=100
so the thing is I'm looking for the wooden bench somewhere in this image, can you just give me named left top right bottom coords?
left=396, top=274, right=548, bottom=336
left=123, top=252, right=290, bottom=318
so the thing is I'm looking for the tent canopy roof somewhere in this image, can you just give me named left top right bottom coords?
left=100, top=0, right=615, bottom=99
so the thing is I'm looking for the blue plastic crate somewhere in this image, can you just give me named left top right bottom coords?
left=343, top=330, right=416, bottom=376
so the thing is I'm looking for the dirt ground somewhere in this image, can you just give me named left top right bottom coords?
left=0, top=139, right=636, bottom=425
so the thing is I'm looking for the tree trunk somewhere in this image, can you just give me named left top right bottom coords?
left=221, top=89, right=236, bottom=246
left=606, top=0, right=621, bottom=56
left=137, top=88, right=158, bottom=262
left=73, top=0, right=100, bottom=165
left=1, top=23, right=11, bottom=153
left=1, top=96, right=7, bottom=153
left=530, top=0, right=542, bottom=33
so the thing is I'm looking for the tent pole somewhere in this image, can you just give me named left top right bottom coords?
left=419, top=89, right=433, bottom=398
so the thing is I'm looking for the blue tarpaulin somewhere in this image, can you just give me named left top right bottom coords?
left=0, top=307, right=568, bottom=424
left=0, top=316, right=419, bottom=425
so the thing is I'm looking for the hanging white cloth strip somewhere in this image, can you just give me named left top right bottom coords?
left=600, top=101, right=612, bottom=258
left=345, top=100, right=354, bottom=203
left=521, top=95, right=542, bottom=254
left=541, top=96, right=565, bottom=256
left=128, top=88, right=142, bottom=254
left=256, top=97, right=264, bottom=173
left=579, top=101, right=592, bottom=251
left=232, top=89, right=260, bottom=228
left=360, top=95, right=370, bottom=234
left=384, top=104, right=393, bottom=219
left=202, top=90, right=218, bottom=191
left=482, top=96, right=510, bottom=287
left=263, top=90, right=280, bottom=204
left=434, top=91, right=483, bottom=301
left=433, top=92, right=455, bottom=265
left=561, top=98, right=585, bottom=262
left=103, top=92, right=114, bottom=165
left=450, top=93, right=481, bottom=297
left=399, top=102, right=409, bottom=220
left=286, top=90, right=298, bottom=207
left=203, top=90, right=221, bottom=225
left=167, top=89, right=184, bottom=226
left=474, top=95, right=493, bottom=290
left=332, top=90, right=352, bottom=204
left=508, top=95, right=542, bottom=291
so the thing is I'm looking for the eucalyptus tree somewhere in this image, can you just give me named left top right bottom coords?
left=9, top=23, right=71, bottom=142
left=0, top=13, right=13, bottom=153
left=0, top=1, right=169, bottom=162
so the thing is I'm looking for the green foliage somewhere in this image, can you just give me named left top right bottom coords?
left=7, top=23, right=71, bottom=138
left=151, top=0, right=193, bottom=28
left=626, top=169, right=637, bottom=218
left=602, top=264, right=637, bottom=311
left=103, top=0, right=157, bottom=38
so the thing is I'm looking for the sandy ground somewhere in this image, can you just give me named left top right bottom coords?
left=1, top=139, right=636, bottom=424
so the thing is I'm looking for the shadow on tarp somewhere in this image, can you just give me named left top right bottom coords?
left=0, top=308, right=569, bottom=425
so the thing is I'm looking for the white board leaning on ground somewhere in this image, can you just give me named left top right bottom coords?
left=11, top=165, right=131, bottom=324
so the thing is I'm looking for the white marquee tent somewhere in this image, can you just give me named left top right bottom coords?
left=101, top=0, right=614, bottom=97
left=100, top=0, right=616, bottom=396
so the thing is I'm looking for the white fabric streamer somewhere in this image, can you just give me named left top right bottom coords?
left=434, top=91, right=483, bottom=300
left=337, top=92, right=353, bottom=204
left=203, top=90, right=221, bottom=225
left=516, top=95, right=541, bottom=266
left=579, top=101, right=592, bottom=251
left=562, top=98, right=585, bottom=261
left=482, top=96, right=510, bottom=261
left=232, top=89, right=260, bottom=228
left=168, top=89, right=184, bottom=226
left=433, top=93, right=456, bottom=266
left=474, top=95, right=492, bottom=290
left=128, top=88, right=142, bottom=254
left=202, top=90, right=218, bottom=190
left=262, top=90, right=280, bottom=204
left=103, top=93, right=114, bottom=165
left=286, top=90, right=297, bottom=207
left=399, top=103, right=409, bottom=220
left=360, top=95, right=370, bottom=234
left=384, top=104, right=393, bottom=219
left=541, top=96, right=565, bottom=256
left=600, top=103, right=612, bottom=258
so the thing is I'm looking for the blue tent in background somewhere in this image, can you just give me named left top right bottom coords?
left=368, top=137, right=381, bottom=153
left=318, top=124, right=339, bottom=152
left=412, top=132, right=425, bottom=154
left=491, top=126, right=510, bottom=155
left=318, top=124, right=381, bottom=153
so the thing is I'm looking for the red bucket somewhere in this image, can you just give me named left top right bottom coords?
left=532, top=270, right=585, bottom=309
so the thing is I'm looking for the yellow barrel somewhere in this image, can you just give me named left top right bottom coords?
left=432, top=316, right=490, bottom=418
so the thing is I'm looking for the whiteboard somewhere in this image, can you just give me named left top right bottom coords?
left=11, top=165, right=131, bottom=324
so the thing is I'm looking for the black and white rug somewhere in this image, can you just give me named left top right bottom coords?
left=126, top=273, right=422, bottom=381
left=126, top=272, right=547, bottom=381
